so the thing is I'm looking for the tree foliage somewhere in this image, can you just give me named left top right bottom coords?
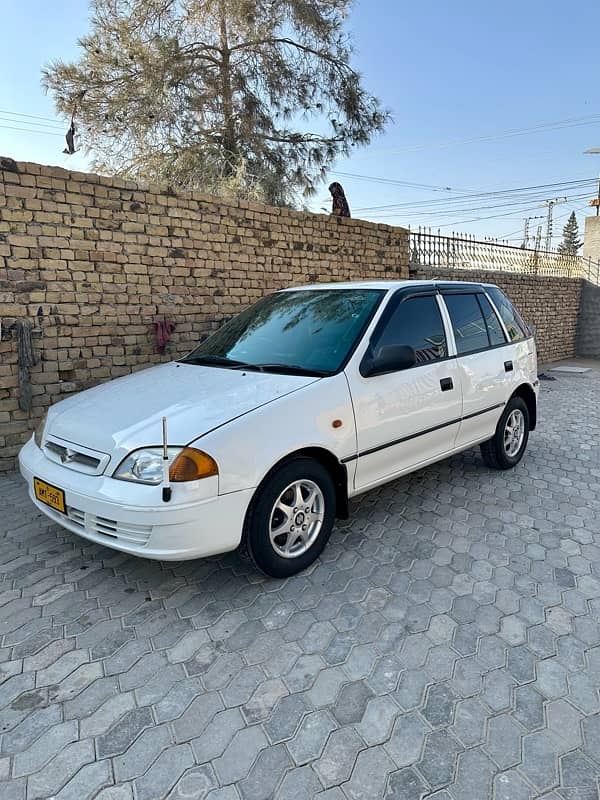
left=557, top=211, right=582, bottom=255
left=43, top=0, right=388, bottom=205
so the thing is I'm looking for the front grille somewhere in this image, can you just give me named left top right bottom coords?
left=42, top=436, right=109, bottom=476
left=45, top=441, right=101, bottom=469
left=66, top=506, right=152, bottom=546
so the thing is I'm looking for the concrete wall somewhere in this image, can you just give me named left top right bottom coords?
left=577, top=280, right=600, bottom=359
left=0, top=158, right=409, bottom=471
left=409, top=266, right=583, bottom=364
left=584, top=215, right=600, bottom=263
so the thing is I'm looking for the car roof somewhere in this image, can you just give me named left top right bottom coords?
left=283, top=279, right=496, bottom=291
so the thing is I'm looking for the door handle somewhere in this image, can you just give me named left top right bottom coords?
left=504, top=360, right=513, bottom=372
left=440, top=377, right=454, bottom=392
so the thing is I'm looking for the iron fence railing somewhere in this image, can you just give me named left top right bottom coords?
left=409, top=228, right=600, bottom=285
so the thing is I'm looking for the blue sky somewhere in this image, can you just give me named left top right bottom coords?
left=1, top=0, right=599, bottom=244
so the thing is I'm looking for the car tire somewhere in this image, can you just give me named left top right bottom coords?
left=244, top=457, right=336, bottom=578
left=480, top=396, right=530, bottom=470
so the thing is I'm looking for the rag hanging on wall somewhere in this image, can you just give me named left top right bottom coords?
left=15, top=320, right=37, bottom=412
left=154, top=318, right=176, bottom=355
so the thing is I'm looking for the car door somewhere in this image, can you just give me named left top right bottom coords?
left=441, top=289, right=513, bottom=449
left=348, top=289, right=463, bottom=492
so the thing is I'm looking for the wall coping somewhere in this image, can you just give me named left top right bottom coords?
left=0, top=155, right=407, bottom=236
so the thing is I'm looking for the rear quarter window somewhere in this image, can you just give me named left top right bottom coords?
left=486, top=287, right=529, bottom=342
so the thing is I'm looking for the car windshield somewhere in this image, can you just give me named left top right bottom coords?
left=180, top=289, right=385, bottom=376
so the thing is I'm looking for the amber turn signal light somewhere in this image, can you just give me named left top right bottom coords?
left=169, top=448, right=218, bottom=482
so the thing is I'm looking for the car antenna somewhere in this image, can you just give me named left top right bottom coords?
left=162, top=416, right=172, bottom=503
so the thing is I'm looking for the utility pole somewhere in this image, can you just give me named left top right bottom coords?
left=522, top=215, right=544, bottom=248
left=534, top=225, right=543, bottom=251
left=543, top=197, right=567, bottom=252
left=584, top=149, right=600, bottom=216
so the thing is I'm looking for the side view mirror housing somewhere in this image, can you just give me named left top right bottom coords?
left=528, top=322, right=537, bottom=338
left=361, top=344, right=416, bottom=378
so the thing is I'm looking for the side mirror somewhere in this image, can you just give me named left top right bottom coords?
left=528, top=322, right=537, bottom=337
left=361, top=344, right=416, bottom=377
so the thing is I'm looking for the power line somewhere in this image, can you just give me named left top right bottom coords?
left=0, top=109, right=63, bottom=127
left=365, top=191, right=593, bottom=221
left=0, top=123, right=63, bottom=137
left=0, top=116, right=65, bottom=132
left=352, top=178, right=598, bottom=213
left=351, top=113, right=600, bottom=158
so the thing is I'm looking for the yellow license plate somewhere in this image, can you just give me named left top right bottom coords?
left=34, top=478, right=66, bottom=514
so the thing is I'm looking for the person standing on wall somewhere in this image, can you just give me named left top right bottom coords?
left=329, top=182, right=351, bottom=218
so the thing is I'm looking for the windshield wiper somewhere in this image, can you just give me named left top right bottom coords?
left=179, top=355, right=250, bottom=368
left=242, top=363, right=329, bottom=377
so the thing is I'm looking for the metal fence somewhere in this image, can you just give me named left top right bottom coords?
left=409, top=228, right=600, bottom=285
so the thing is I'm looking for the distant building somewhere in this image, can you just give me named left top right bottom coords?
left=584, top=215, right=600, bottom=263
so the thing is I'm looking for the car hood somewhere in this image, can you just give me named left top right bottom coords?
left=45, top=362, right=318, bottom=463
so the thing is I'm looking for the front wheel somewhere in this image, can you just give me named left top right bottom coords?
left=244, top=457, right=336, bottom=578
left=480, top=396, right=530, bottom=470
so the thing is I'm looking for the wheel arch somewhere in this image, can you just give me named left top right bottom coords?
left=244, top=447, right=349, bottom=537
left=511, top=383, right=537, bottom=431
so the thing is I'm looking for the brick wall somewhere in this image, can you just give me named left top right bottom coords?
left=577, top=280, right=600, bottom=358
left=409, top=266, right=583, bottom=364
left=0, top=158, right=409, bottom=471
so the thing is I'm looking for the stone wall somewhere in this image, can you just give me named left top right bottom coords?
left=409, top=266, right=583, bottom=364
left=577, top=280, right=600, bottom=359
left=0, top=158, right=409, bottom=471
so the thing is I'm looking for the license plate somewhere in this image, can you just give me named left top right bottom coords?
left=34, top=478, right=66, bottom=514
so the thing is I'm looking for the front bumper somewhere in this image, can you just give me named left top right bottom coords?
left=18, top=438, right=253, bottom=560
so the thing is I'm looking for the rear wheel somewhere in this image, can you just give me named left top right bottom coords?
left=480, top=396, right=530, bottom=470
left=244, top=457, right=336, bottom=578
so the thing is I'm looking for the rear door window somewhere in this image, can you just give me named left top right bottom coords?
left=478, top=294, right=507, bottom=346
left=486, top=287, right=529, bottom=342
left=443, top=294, right=490, bottom=355
left=372, top=294, right=447, bottom=364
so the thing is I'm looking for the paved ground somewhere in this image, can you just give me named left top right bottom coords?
left=2, top=367, right=600, bottom=800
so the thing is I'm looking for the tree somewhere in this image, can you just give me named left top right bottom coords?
left=557, top=212, right=582, bottom=255
left=42, top=0, right=388, bottom=205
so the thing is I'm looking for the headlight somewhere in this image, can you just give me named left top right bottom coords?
left=113, top=447, right=218, bottom=484
left=34, top=413, right=48, bottom=449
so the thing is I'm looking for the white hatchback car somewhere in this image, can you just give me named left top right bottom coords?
left=19, top=280, right=538, bottom=577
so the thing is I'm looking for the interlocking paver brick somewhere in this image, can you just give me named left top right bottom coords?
left=421, top=682, right=458, bottom=727
left=168, top=765, right=217, bottom=800
left=313, top=726, right=364, bottom=788
left=483, top=713, right=523, bottom=770
left=173, top=691, right=223, bottom=742
left=493, top=770, right=535, bottom=800
left=450, top=697, right=488, bottom=747
left=13, top=719, right=78, bottom=776
left=133, top=743, right=194, bottom=800
left=287, top=709, right=337, bottom=765
left=385, top=711, right=429, bottom=768
left=113, top=724, right=171, bottom=782
left=237, top=743, right=292, bottom=800
left=384, top=767, right=428, bottom=799
left=3, top=372, right=600, bottom=799
left=417, top=729, right=462, bottom=788
left=520, top=732, right=559, bottom=792
left=356, top=695, right=400, bottom=745
left=192, top=708, right=245, bottom=764
left=344, top=746, right=396, bottom=800
left=153, top=676, right=205, bottom=723
left=213, top=726, right=268, bottom=785
left=53, top=760, right=113, bottom=800
left=546, top=698, right=583, bottom=751
left=26, top=740, right=95, bottom=799
left=80, top=692, right=136, bottom=738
